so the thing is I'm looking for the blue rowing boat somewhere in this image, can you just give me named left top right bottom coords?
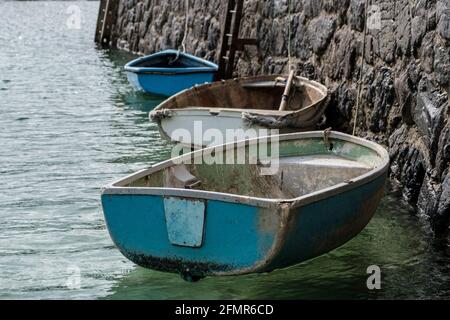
left=124, top=49, right=218, bottom=96
left=101, top=131, right=389, bottom=281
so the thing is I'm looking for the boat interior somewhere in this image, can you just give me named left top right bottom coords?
left=122, top=138, right=382, bottom=199
left=132, top=53, right=209, bottom=69
left=160, top=76, right=326, bottom=112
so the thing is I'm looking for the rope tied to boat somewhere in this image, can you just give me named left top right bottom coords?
left=169, top=0, right=190, bottom=65
left=323, top=127, right=333, bottom=151
left=242, top=112, right=299, bottom=129
left=150, top=109, right=173, bottom=122
left=181, top=0, right=189, bottom=53
left=242, top=113, right=286, bottom=129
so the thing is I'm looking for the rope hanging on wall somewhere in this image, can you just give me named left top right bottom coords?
left=353, top=0, right=370, bottom=136
left=287, top=0, right=293, bottom=73
left=181, top=0, right=189, bottom=53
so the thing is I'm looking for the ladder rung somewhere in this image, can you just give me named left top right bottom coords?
left=226, top=34, right=233, bottom=38
left=222, top=56, right=229, bottom=60
left=229, top=10, right=236, bottom=13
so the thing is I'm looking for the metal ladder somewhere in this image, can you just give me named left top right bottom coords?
left=94, top=0, right=119, bottom=46
left=216, top=0, right=257, bottom=80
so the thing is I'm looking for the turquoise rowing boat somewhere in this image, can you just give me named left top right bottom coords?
left=124, top=50, right=218, bottom=96
left=101, top=131, right=389, bottom=281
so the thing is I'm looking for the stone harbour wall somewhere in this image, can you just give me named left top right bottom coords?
left=111, top=0, right=450, bottom=232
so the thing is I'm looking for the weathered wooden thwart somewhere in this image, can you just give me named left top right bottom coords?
left=94, top=0, right=119, bottom=46
left=101, top=131, right=389, bottom=281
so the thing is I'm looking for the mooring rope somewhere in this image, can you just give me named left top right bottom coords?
left=169, top=0, right=189, bottom=64
left=181, top=0, right=189, bottom=53
left=353, top=0, right=370, bottom=136
left=287, top=0, right=293, bottom=72
left=407, top=0, right=415, bottom=57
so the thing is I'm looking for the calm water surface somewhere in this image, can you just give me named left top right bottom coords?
left=0, top=1, right=449, bottom=300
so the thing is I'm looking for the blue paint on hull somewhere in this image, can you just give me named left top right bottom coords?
left=101, top=196, right=276, bottom=275
left=126, top=71, right=216, bottom=96
left=101, top=174, right=386, bottom=277
left=266, top=173, right=387, bottom=271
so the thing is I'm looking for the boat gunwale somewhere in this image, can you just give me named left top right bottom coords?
left=157, top=107, right=296, bottom=118
left=102, top=131, right=390, bottom=210
left=124, top=49, right=218, bottom=74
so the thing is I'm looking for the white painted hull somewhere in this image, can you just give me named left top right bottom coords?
left=159, top=109, right=286, bottom=147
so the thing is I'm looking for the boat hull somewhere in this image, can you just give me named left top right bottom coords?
left=101, top=195, right=279, bottom=278
left=101, top=131, right=390, bottom=279
left=126, top=71, right=216, bottom=97
left=101, top=173, right=386, bottom=279
left=264, top=173, right=386, bottom=270
left=157, top=108, right=316, bottom=147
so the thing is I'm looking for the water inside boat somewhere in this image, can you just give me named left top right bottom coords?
left=124, top=138, right=382, bottom=199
